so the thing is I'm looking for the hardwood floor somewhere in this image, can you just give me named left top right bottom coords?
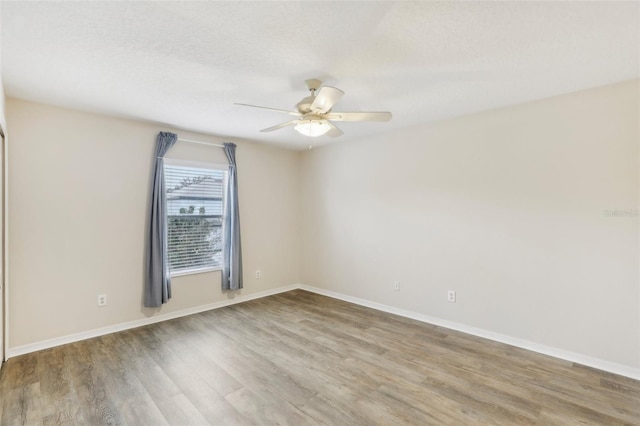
left=1, top=290, right=638, bottom=425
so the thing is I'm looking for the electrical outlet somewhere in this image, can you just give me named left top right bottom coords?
left=447, top=290, right=456, bottom=303
left=97, top=294, right=107, bottom=307
left=255, top=270, right=262, bottom=279
left=393, top=281, right=400, bottom=291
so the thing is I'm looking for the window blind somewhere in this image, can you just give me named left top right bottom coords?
left=164, top=163, right=226, bottom=274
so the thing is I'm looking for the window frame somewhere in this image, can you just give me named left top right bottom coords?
left=163, top=158, right=228, bottom=278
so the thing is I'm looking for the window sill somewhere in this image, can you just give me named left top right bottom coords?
left=170, top=266, right=221, bottom=278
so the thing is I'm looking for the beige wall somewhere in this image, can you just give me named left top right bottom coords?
left=6, top=98, right=299, bottom=348
left=299, top=80, right=640, bottom=369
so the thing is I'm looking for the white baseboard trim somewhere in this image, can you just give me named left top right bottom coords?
left=6, top=284, right=299, bottom=359
left=7, top=283, right=639, bottom=380
left=298, top=284, right=640, bottom=381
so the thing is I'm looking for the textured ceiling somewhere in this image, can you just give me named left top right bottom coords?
left=1, top=1, right=639, bottom=150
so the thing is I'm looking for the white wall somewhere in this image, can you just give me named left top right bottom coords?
left=6, top=98, right=299, bottom=348
left=299, top=80, right=640, bottom=370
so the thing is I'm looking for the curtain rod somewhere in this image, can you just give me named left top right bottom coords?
left=178, top=137, right=225, bottom=148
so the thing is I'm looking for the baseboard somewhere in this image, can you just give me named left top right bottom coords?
left=298, top=284, right=640, bottom=381
left=6, top=284, right=299, bottom=359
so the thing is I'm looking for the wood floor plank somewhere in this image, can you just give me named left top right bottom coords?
left=1, top=388, right=23, bottom=426
left=130, top=326, right=250, bottom=426
left=224, top=387, right=315, bottom=426
left=63, top=340, right=124, bottom=426
left=88, top=334, right=167, bottom=426
left=117, top=393, right=169, bottom=426
left=113, top=330, right=182, bottom=405
left=20, top=383, right=43, bottom=426
left=1, top=289, right=638, bottom=425
left=150, top=329, right=243, bottom=398
left=1, top=383, right=43, bottom=426
left=37, top=347, right=86, bottom=425
left=4, top=353, right=38, bottom=390
left=154, top=393, right=209, bottom=426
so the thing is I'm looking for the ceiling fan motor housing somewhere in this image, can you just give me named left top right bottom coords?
left=296, top=96, right=317, bottom=114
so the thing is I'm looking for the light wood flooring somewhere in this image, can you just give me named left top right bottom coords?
left=0, top=290, right=639, bottom=425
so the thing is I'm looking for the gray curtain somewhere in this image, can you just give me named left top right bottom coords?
left=144, top=132, right=178, bottom=307
left=222, top=143, right=243, bottom=290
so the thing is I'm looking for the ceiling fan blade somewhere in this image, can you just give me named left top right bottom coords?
left=235, top=103, right=301, bottom=117
left=310, top=86, right=344, bottom=113
left=326, top=121, right=343, bottom=138
left=324, top=112, right=392, bottom=122
left=260, top=120, right=300, bottom=133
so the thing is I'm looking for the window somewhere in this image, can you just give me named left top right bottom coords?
left=164, top=159, right=227, bottom=276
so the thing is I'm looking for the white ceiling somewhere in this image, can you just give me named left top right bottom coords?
left=1, top=1, right=639, bottom=150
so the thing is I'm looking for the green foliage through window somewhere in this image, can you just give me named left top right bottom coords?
left=167, top=214, right=222, bottom=271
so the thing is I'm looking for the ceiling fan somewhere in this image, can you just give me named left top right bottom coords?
left=235, top=79, right=392, bottom=138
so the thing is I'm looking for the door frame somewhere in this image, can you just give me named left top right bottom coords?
left=0, top=125, right=5, bottom=365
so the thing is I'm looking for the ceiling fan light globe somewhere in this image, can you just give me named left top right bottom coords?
left=294, top=120, right=330, bottom=137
